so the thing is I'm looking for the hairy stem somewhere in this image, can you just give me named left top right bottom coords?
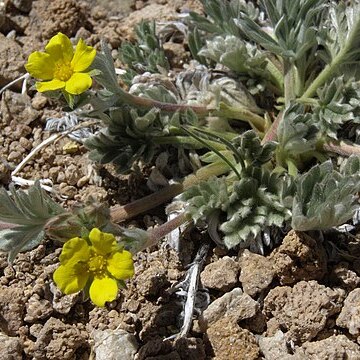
left=122, top=213, right=191, bottom=253
left=265, top=58, right=284, bottom=93
left=262, top=110, right=283, bottom=143
left=0, top=221, right=17, bottom=230
left=284, top=60, right=296, bottom=106
left=110, top=161, right=230, bottom=222
left=322, top=140, right=360, bottom=156
left=217, top=103, right=265, bottom=133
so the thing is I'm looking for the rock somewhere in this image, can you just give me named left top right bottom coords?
left=58, top=184, right=77, bottom=199
left=264, top=280, right=345, bottom=344
left=92, top=328, right=138, bottom=360
left=136, top=265, right=169, bottom=297
left=0, top=332, right=23, bottom=359
left=1, top=91, right=40, bottom=125
left=9, top=0, right=33, bottom=13
left=7, top=150, right=22, bottom=162
left=50, top=282, right=81, bottom=315
left=64, top=163, right=82, bottom=186
left=199, top=288, right=259, bottom=330
left=0, top=34, right=26, bottom=89
left=174, top=337, right=206, bottom=360
left=135, top=336, right=175, bottom=360
left=31, top=92, right=47, bottom=110
left=269, top=230, right=327, bottom=285
left=258, top=330, right=301, bottom=360
left=336, top=288, right=360, bottom=335
left=239, top=249, right=274, bottom=296
left=30, top=317, right=88, bottom=360
left=0, top=286, right=26, bottom=336
left=25, top=0, right=90, bottom=39
left=298, top=335, right=360, bottom=359
left=117, top=2, right=183, bottom=39
left=330, top=262, right=360, bottom=290
left=206, top=317, right=260, bottom=360
left=201, top=256, right=239, bottom=291
left=24, top=294, right=53, bottom=322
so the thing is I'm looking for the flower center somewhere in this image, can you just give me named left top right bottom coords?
left=88, top=254, right=107, bottom=276
left=54, top=60, right=73, bottom=82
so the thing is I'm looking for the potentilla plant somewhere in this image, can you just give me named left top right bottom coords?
left=1, top=0, right=360, bottom=308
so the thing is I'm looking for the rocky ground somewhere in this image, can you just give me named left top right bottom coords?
left=1, top=0, right=360, bottom=359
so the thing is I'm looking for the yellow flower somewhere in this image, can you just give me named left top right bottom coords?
left=25, top=32, right=96, bottom=95
left=53, top=228, right=134, bottom=307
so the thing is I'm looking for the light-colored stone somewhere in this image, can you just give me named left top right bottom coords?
left=239, top=249, right=274, bottom=296
left=201, top=256, right=239, bottom=291
left=9, top=0, right=33, bottom=13
left=331, top=262, right=360, bottom=290
left=0, top=34, right=26, bottom=88
left=258, top=330, right=302, bottom=360
left=206, top=317, right=260, bottom=360
left=0, top=332, right=23, bottom=359
left=299, top=335, right=360, bottom=359
left=270, top=230, right=327, bottom=285
left=49, top=282, right=81, bottom=315
left=264, top=280, right=345, bottom=344
left=0, top=285, right=27, bottom=336
left=336, top=288, right=360, bottom=335
left=199, top=287, right=258, bottom=330
left=93, top=328, right=138, bottom=360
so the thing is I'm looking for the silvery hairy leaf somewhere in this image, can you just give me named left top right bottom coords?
left=292, top=156, right=360, bottom=231
left=120, top=21, right=169, bottom=76
left=277, top=104, right=319, bottom=155
left=312, top=77, right=359, bottom=139
left=318, top=2, right=360, bottom=66
left=0, top=182, right=65, bottom=262
left=198, top=35, right=269, bottom=79
left=235, top=0, right=327, bottom=60
left=175, top=62, right=262, bottom=113
left=189, top=0, right=261, bottom=38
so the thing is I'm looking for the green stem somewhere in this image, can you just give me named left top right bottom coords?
left=216, top=104, right=266, bottom=133
left=110, top=161, right=230, bottom=222
left=300, top=16, right=360, bottom=100
left=296, top=97, right=319, bottom=106
left=284, top=59, right=296, bottom=106
left=265, top=58, right=284, bottom=92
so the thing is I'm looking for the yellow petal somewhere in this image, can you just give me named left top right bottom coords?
left=53, top=262, right=89, bottom=294
left=45, top=32, right=74, bottom=62
left=89, top=277, right=118, bottom=307
left=36, top=79, right=65, bottom=92
left=59, top=237, right=90, bottom=265
left=25, top=51, right=55, bottom=80
left=71, top=38, right=96, bottom=72
left=107, top=251, right=134, bottom=280
left=88, top=228, right=118, bottom=256
left=64, top=72, right=92, bottom=95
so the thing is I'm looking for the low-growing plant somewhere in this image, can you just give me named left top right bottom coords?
left=2, top=0, right=360, bottom=311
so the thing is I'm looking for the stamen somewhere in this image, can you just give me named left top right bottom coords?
left=54, top=61, right=73, bottom=81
